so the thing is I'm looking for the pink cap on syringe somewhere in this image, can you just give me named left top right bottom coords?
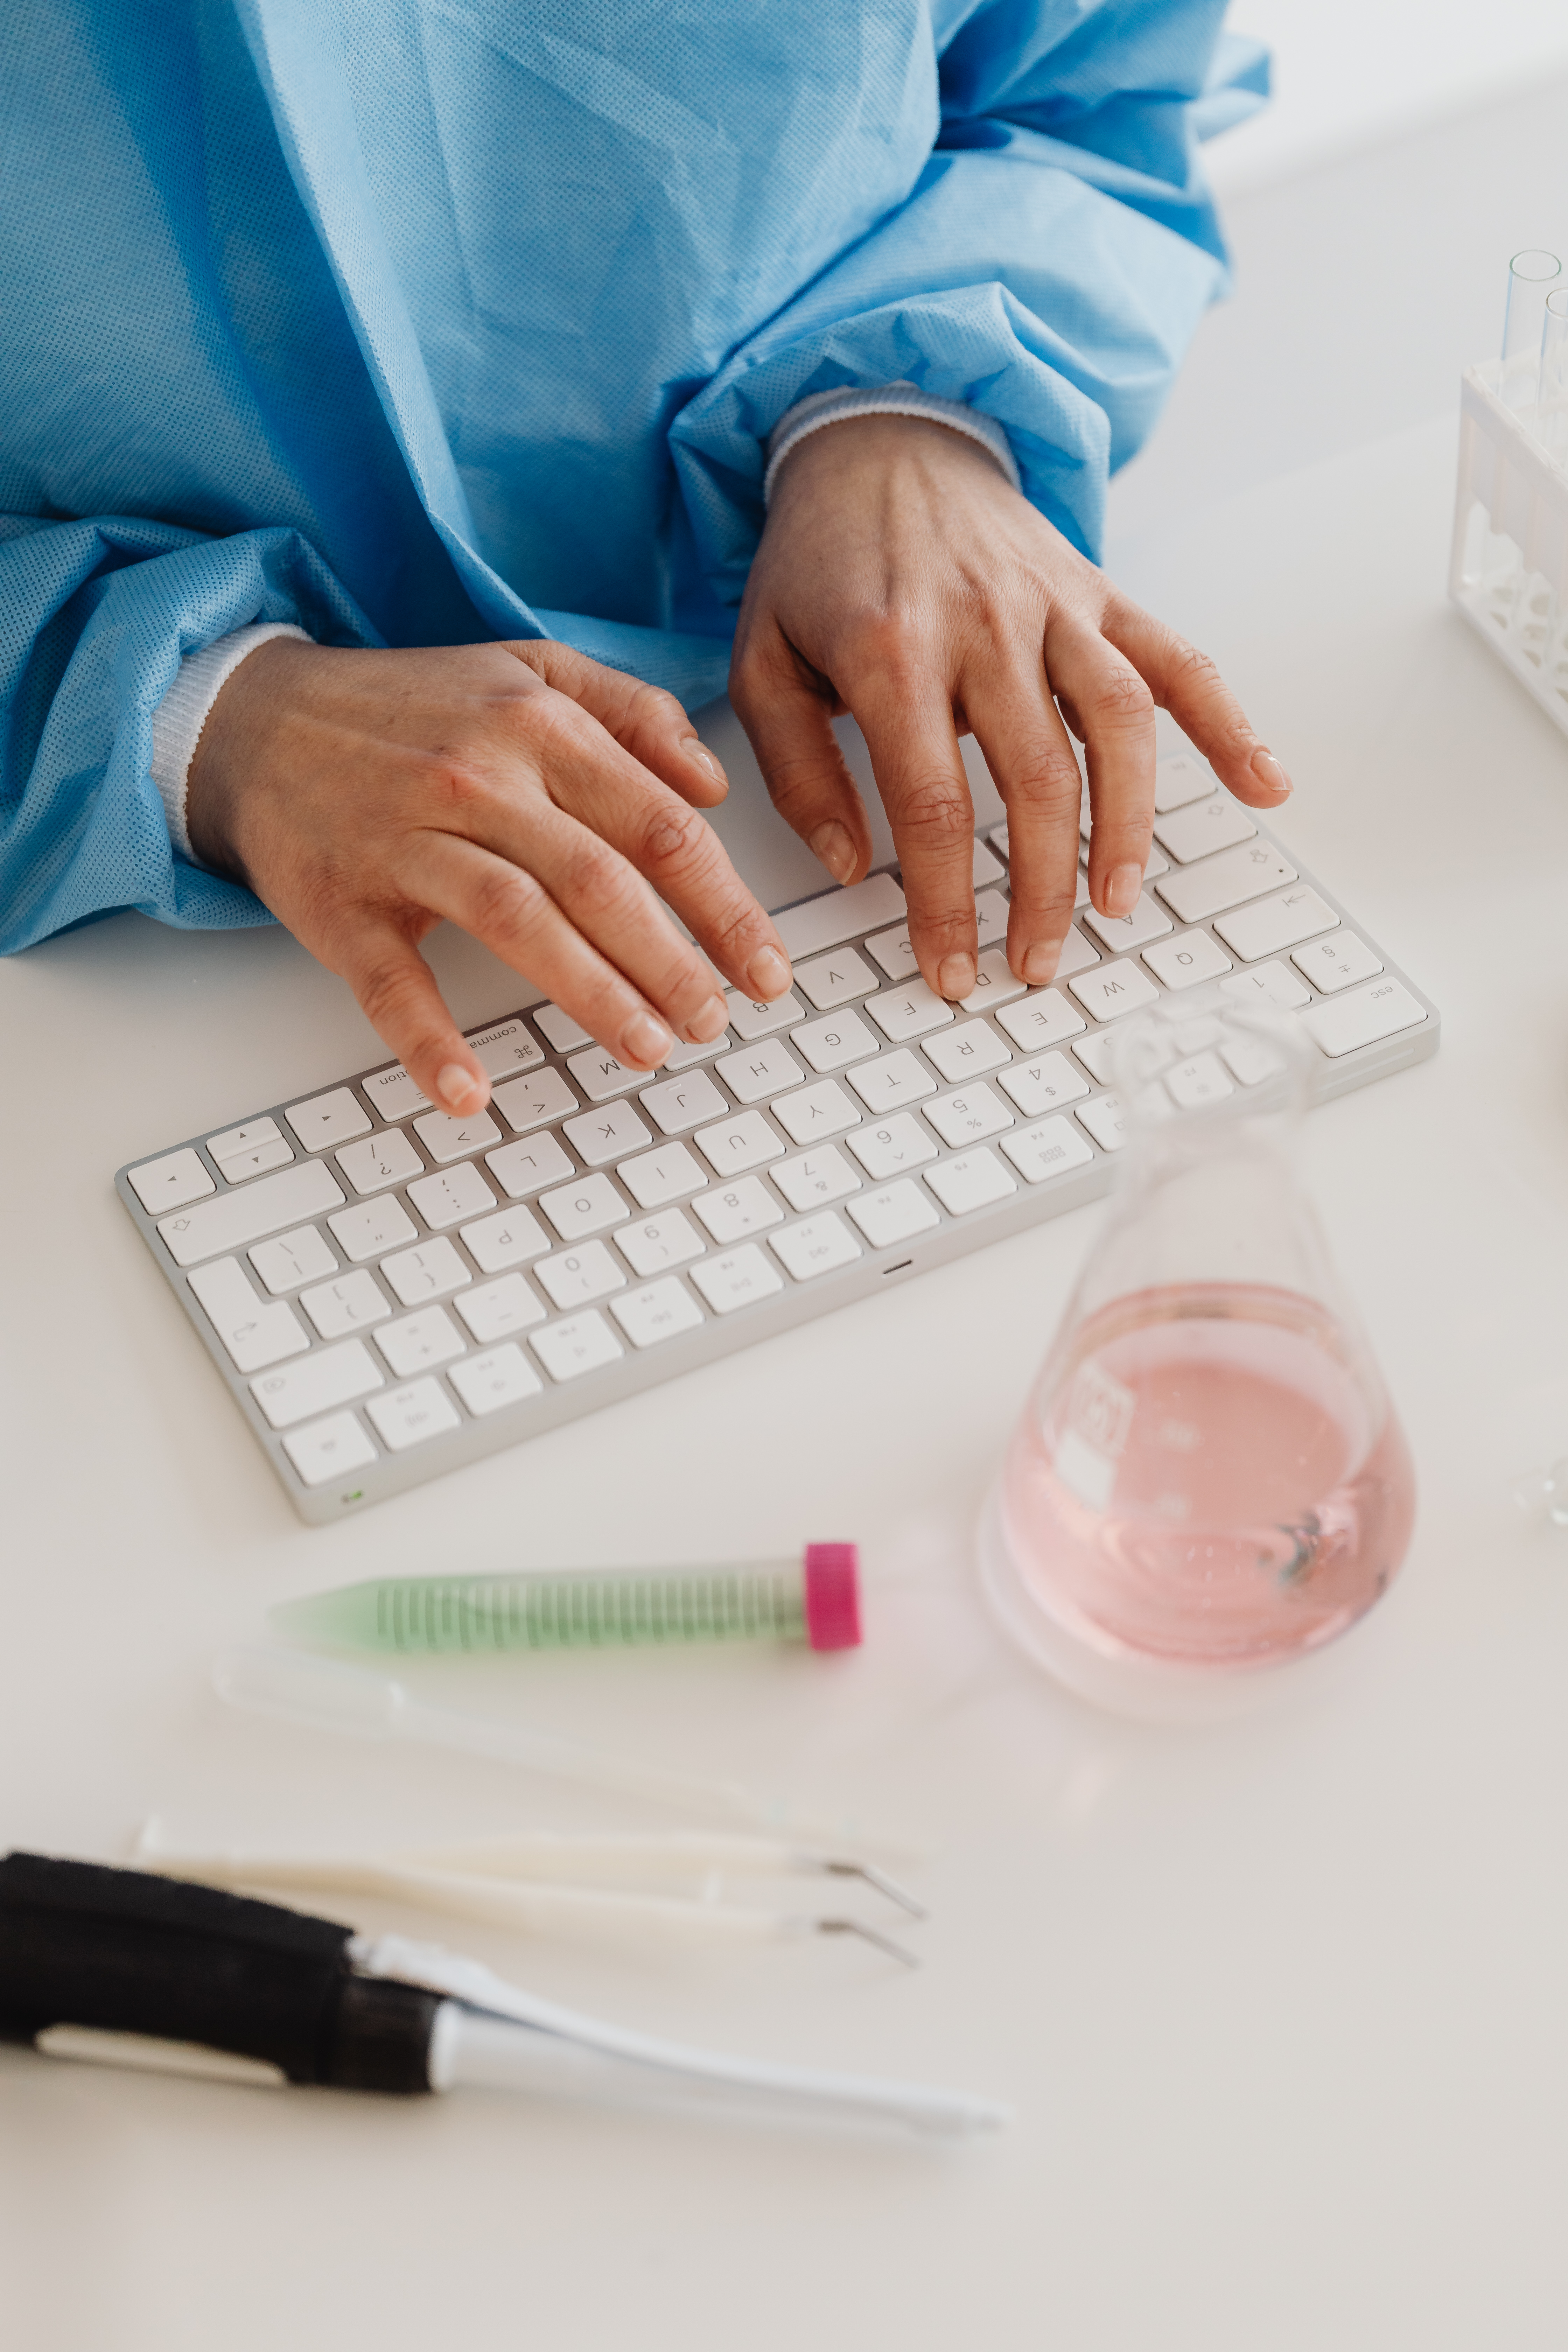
left=802, top=1543, right=861, bottom=1651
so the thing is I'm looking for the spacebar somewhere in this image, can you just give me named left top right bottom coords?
left=772, top=873, right=907, bottom=961
left=156, top=1158, right=346, bottom=1266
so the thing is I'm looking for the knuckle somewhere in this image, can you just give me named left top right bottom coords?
left=558, top=834, right=638, bottom=923
left=634, top=798, right=706, bottom=875
left=1003, top=742, right=1085, bottom=816
left=895, top=778, right=973, bottom=848
left=468, top=861, right=548, bottom=946
left=842, top=609, right=927, bottom=678
left=1087, top=666, right=1155, bottom=728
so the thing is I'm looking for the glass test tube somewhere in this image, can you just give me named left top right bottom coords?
left=1502, top=250, right=1562, bottom=408
left=1540, top=287, right=1568, bottom=463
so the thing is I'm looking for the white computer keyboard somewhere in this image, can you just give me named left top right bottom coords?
left=117, top=752, right=1438, bottom=1523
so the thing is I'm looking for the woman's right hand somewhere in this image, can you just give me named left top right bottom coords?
left=186, top=636, right=793, bottom=1116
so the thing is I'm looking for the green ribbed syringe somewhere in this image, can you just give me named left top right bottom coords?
left=271, top=1544, right=861, bottom=1658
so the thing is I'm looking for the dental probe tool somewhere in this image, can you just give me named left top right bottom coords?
left=213, top=1647, right=915, bottom=1854
left=3, top=1856, right=1006, bottom=2138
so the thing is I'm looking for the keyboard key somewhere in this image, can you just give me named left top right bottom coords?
left=639, top=1069, right=728, bottom=1134
left=724, top=988, right=805, bottom=1040
left=988, top=821, right=1010, bottom=860
left=207, top=1118, right=293, bottom=1178
left=408, top=1162, right=496, bottom=1230
left=1153, top=752, right=1215, bottom=813
left=532, top=1311, right=624, bottom=1382
left=1153, top=792, right=1256, bottom=864
left=363, top=1064, right=429, bottom=1122
left=693, top=1176, right=784, bottom=1244
left=925, top=1147, right=1016, bottom=1216
left=1001, top=1115, right=1096, bottom=1184
left=693, top=1110, right=784, bottom=1177
left=1302, top=978, right=1427, bottom=1058
left=690, top=1244, right=785, bottom=1315
left=615, top=1209, right=706, bottom=1277
left=772, top=1079, right=860, bottom=1145
left=611, top=1277, right=705, bottom=1349
left=376, top=1305, right=467, bottom=1377
left=997, top=1051, right=1088, bottom=1116
left=793, top=947, right=876, bottom=1009
left=285, top=1088, right=370, bottom=1152
left=1052, top=926, right=1100, bottom=978
left=971, top=839, right=1006, bottom=888
left=997, top=989, right=1085, bottom=1051
left=958, top=949, right=1026, bottom=1014
left=846, top=1050, right=936, bottom=1114
left=714, top=1038, right=804, bottom=1103
left=492, top=1068, right=578, bottom=1133
left=846, top=1179, right=940, bottom=1250
left=157, top=1158, right=345, bottom=1266
left=250, top=1224, right=339, bottom=1294
left=772, top=872, right=905, bottom=960
left=1220, top=1034, right=1286, bottom=1087
left=454, top=1274, right=548, bottom=1343
left=866, top=981, right=954, bottom=1042
left=380, top=1237, right=470, bottom=1306
left=569, top=1045, right=649, bottom=1102
left=923, top=1018, right=1010, bottom=1084
left=1213, top=885, right=1337, bottom=964
left=534, top=1241, right=626, bottom=1311
left=486, top=1133, right=574, bottom=1198
left=617, top=1140, right=707, bottom=1209
left=1291, top=932, right=1384, bottom=993
left=413, top=1107, right=501, bottom=1166
left=660, top=1032, right=730, bottom=1070
left=1166, top=1052, right=1234, bottom=1110
left=282, top=1410, right=378, bottom=1488
left=534, top=1003, right=592, bottom=1053
left=563, top=1099, right=651, bottom=1167
left=1156, top=840, right=1297, bottom=925
left=464, top=1017, right=545, bottom=1079
left=865, top=923, right=919, bottom=982
left=300, top=1269, right=391, bottom=1339
left=790, top=1009, right=878, bottom=1073
left=187, top=1256, right=310, bottom=1372
left=773, top=1145, right=861, bottom=1211
left=1076, top=1094, right=1128, bottom=1152
left=769, top=1213, right=862, bottom=1282
left=924, top=1085, right=1014, bottom=1147
left=1068, top=961, right=1159, bottom=1023
left=538, top=1171, right=626, bottom=1240
left=251, top=1338, right=383, bottom=1429
left=847, top=1114, right=937, bottom=1179
left=1071, top=1032, right=1118, bottom=1086
left=974, top=891, right=1010, bottom=945
left=460, top=1205, right=550, bottom=1274
left=1219, top=959, right=1311, bottom=1011
left=336, top=1130, right=424, bottom=1195
left=1142, top=929, right=1233, bottom=991
left=448, top=1344, right=544, bottom=1415
left=1081, top=891, right=1172, bottom=953
left=329, top=1194, right=418, bottom=1262
left=128, top=1147, right=215, bottom=1214
left=367, top=1377, right=462, bottom=1451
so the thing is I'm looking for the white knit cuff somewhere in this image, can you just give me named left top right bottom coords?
left=762, top=383, right=1022, bottom=506
left=149, top=621, right=312, bottom=862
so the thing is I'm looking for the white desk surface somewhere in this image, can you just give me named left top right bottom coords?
left=8, top=414, right=1568, bottom=2351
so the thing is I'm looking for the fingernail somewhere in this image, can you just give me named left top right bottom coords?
left=937, top=952, right=975, bottom=1001
left=437, top=1063, right=487, bottom=1112
left=808, top=821, right=856, bottom=884
left=1021, top=944, right=1060, bottom=987
left=687, top=993, right=729, bottom=1043
left=623, top=1013, right=674, bottom=1069
left=746, top=944, right=791, bottom=999
left=1251, top=747, right=1292, bottom=796
left=1105, top=862, right=1142, bottom=918
left=691, top=744, right=723, bottom=781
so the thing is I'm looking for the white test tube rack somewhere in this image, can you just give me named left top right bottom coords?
left=1449, top=362, right=1568, bottom=740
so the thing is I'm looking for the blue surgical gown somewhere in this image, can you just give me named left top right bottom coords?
left=0, top=0, right=1266, bottom=952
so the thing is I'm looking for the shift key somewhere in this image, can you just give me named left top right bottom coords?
left=157, top=1158, right=345, bottom=1266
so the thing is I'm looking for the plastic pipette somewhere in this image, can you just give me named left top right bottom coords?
left=270, top=1542, right=861, bottom=1656
left=5, top=1855, right=1007, bottom=2138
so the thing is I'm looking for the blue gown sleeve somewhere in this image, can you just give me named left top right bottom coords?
left=0, top=514, right=375, bottom=954
left=669, top=0, right=1268, bottom=605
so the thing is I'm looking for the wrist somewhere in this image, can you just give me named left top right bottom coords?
left=184, top=634, right=319, bottom=880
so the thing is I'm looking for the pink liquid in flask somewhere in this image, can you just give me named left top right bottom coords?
left=1000, top=1282, right=1415, bottom=1669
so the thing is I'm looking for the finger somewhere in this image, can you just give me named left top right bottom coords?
left=335, top=924, right=497, bottom=1116
left=852, top=669, right=978, bottom=1000
left=960, top=644, right=1085, bottom=987
left=1044, top=622, right=1155, bottom=920
left=730, top=627, right=874, bottom=888
left=1102, top=603, right=1293, bottom=807
left=503, top=640, right=728, bottom=808
left=406, top=832, right=681, bottom=1073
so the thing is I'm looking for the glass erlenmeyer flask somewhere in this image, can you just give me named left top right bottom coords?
left=980, top=991, right=1415, bottom=1694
